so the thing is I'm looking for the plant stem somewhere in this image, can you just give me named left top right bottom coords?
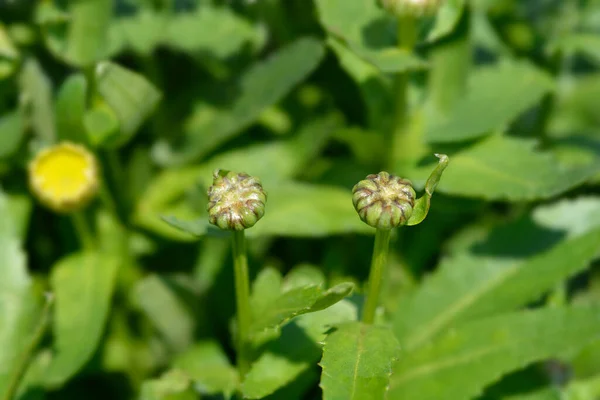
left=2, top=294, right=54, bottom=400
left=390, top=15, right=418, bottom=172
left=362, top=229, right=392, bottom=324
left=232, top=230, right=252, bottom=377
left=71, top=211, right=95, bottom=250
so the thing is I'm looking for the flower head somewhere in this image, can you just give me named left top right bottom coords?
left=352, top=172, right=416, bottom=230
left=207, top=170, right=267, bottom=231
left=380, top=0, right=444, bottom=17
left=28, top=142, right=99, bottom=213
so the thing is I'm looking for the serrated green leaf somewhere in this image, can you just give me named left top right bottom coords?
left=408, top=136, right=600, bottom=200
left=43, top=252, right=119, bottom=387
left=320, top=322, right=400, bottom=400
left=393, top=228, right=600, bottom=350
left=55, top=73, right=88, bottom=144
left=251, top=283, right=354, bottom=335
left=388, top=307, right=600, bottom=400
left=133, top=275, right=195, bottom=352
left=0, top=111, right=25, bottom=159
left=0, top=192, right=41, bottom=397
left=242, top=300, right=357, bottom=399
left=173, top=341, right=238, bottom=397
left=425, top=62, right=554, bottom=142
left=153, top=37, right=325, bottom=165
left=94, top=61, right=161, bottom=148
left=139, top=369, right=196, bottom=400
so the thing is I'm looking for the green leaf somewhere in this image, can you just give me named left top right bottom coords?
left=44, top=252, right=119, bottom=387
left=427, top=0, right=467, bottom=42
left=327, top=37, right=392, bottom=130
left=140, top=369, right=196, bottom=400
left=408, top=136, right=600, bottom=200
left=250, top=282, right=354, bottom=335
left=388, top=306, right=600, bottom=400
left=0, top=192, right=40, bottom=397
left=242, top=300, right=357, bottom=399
left=165, top=7, right=266, bottom=59
left=133, top=275, right=195, bottom=352
left=0, top=111, right=26, bottom=159
left=153, top=37, right=325, bottom=165
left=319, top=322, right=400, bottom=400
left=110, top=6, right=265, bottom=59
left=173, top=341, right=238, bottom=397
left=93, top=61, right=161, bottom=148
left=19, top=58, right=55, bottom=143
left=315, top=0, right=425, bottom=73
left=37, top=0, right=111, bottom=66
left=549, top=33, right=600, bottom=66
left=392, top=228, right=600, bottom=351
left=55, top=73, right=88, bottom=144
left=425, top=62, right=554, bottom=143
left=533, top=197, right=600, bottom=238
left=137, top=116, right=342, bottom=240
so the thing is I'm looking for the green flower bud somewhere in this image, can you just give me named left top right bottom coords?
left=352, top=171, right=416, bottom=230
left=207, top=169, right=267, bottom=231
left=380, top=0, right=444, bottom=17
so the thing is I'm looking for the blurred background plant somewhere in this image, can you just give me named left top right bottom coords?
left=2, top=0, right=600, bottom=399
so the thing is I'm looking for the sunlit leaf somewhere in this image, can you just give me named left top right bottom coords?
left=320, top=322, right=400, bottom=400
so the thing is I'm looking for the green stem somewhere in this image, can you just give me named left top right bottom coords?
left=2, top=294, right=53, bottom=400
left=362, top=229, right=392, bottom=324
left=390, top=15, right=418, bottom=172
left=232, top=230, right=252, bottom=377
left=71, top=211, right=95, bottom=250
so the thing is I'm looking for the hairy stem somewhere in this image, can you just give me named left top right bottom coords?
left=71, top=211, right=94, bottom=250
left=232, top=230, right=252, bottom=377
left=362, top=229, right=392, bottom=324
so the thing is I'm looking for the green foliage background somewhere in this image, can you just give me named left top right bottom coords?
left=2, top=0, right=600, bottom=399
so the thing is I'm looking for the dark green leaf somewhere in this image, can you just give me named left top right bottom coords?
left=153, top=37, right=325, bottom=165
left=94, top=62, right=161, bottom=148
left=425, top=62, right=554, bottom=143
left=55, top=74, right=88, bottom=144
left=0, top=111, right=25, bottom=159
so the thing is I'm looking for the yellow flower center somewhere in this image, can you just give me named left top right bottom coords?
left=29, top=142, right=99, bottom=212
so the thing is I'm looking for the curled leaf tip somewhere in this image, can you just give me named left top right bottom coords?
left=352, top=171, right=417, bottom=230
left=207, top=169, right=267, bottom=231
left=407, top=153, right=449, bottom=226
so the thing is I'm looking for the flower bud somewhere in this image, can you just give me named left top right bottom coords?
left=28, top=142, right=99, bottom=213
left=380, top=0, right=444, bottom=17
left=352, top=171, right=416, bottom=230
left=207, top=169, right=267, bottom=231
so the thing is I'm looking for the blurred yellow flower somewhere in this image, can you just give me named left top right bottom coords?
left=28, top=142, right=99, bottom=213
